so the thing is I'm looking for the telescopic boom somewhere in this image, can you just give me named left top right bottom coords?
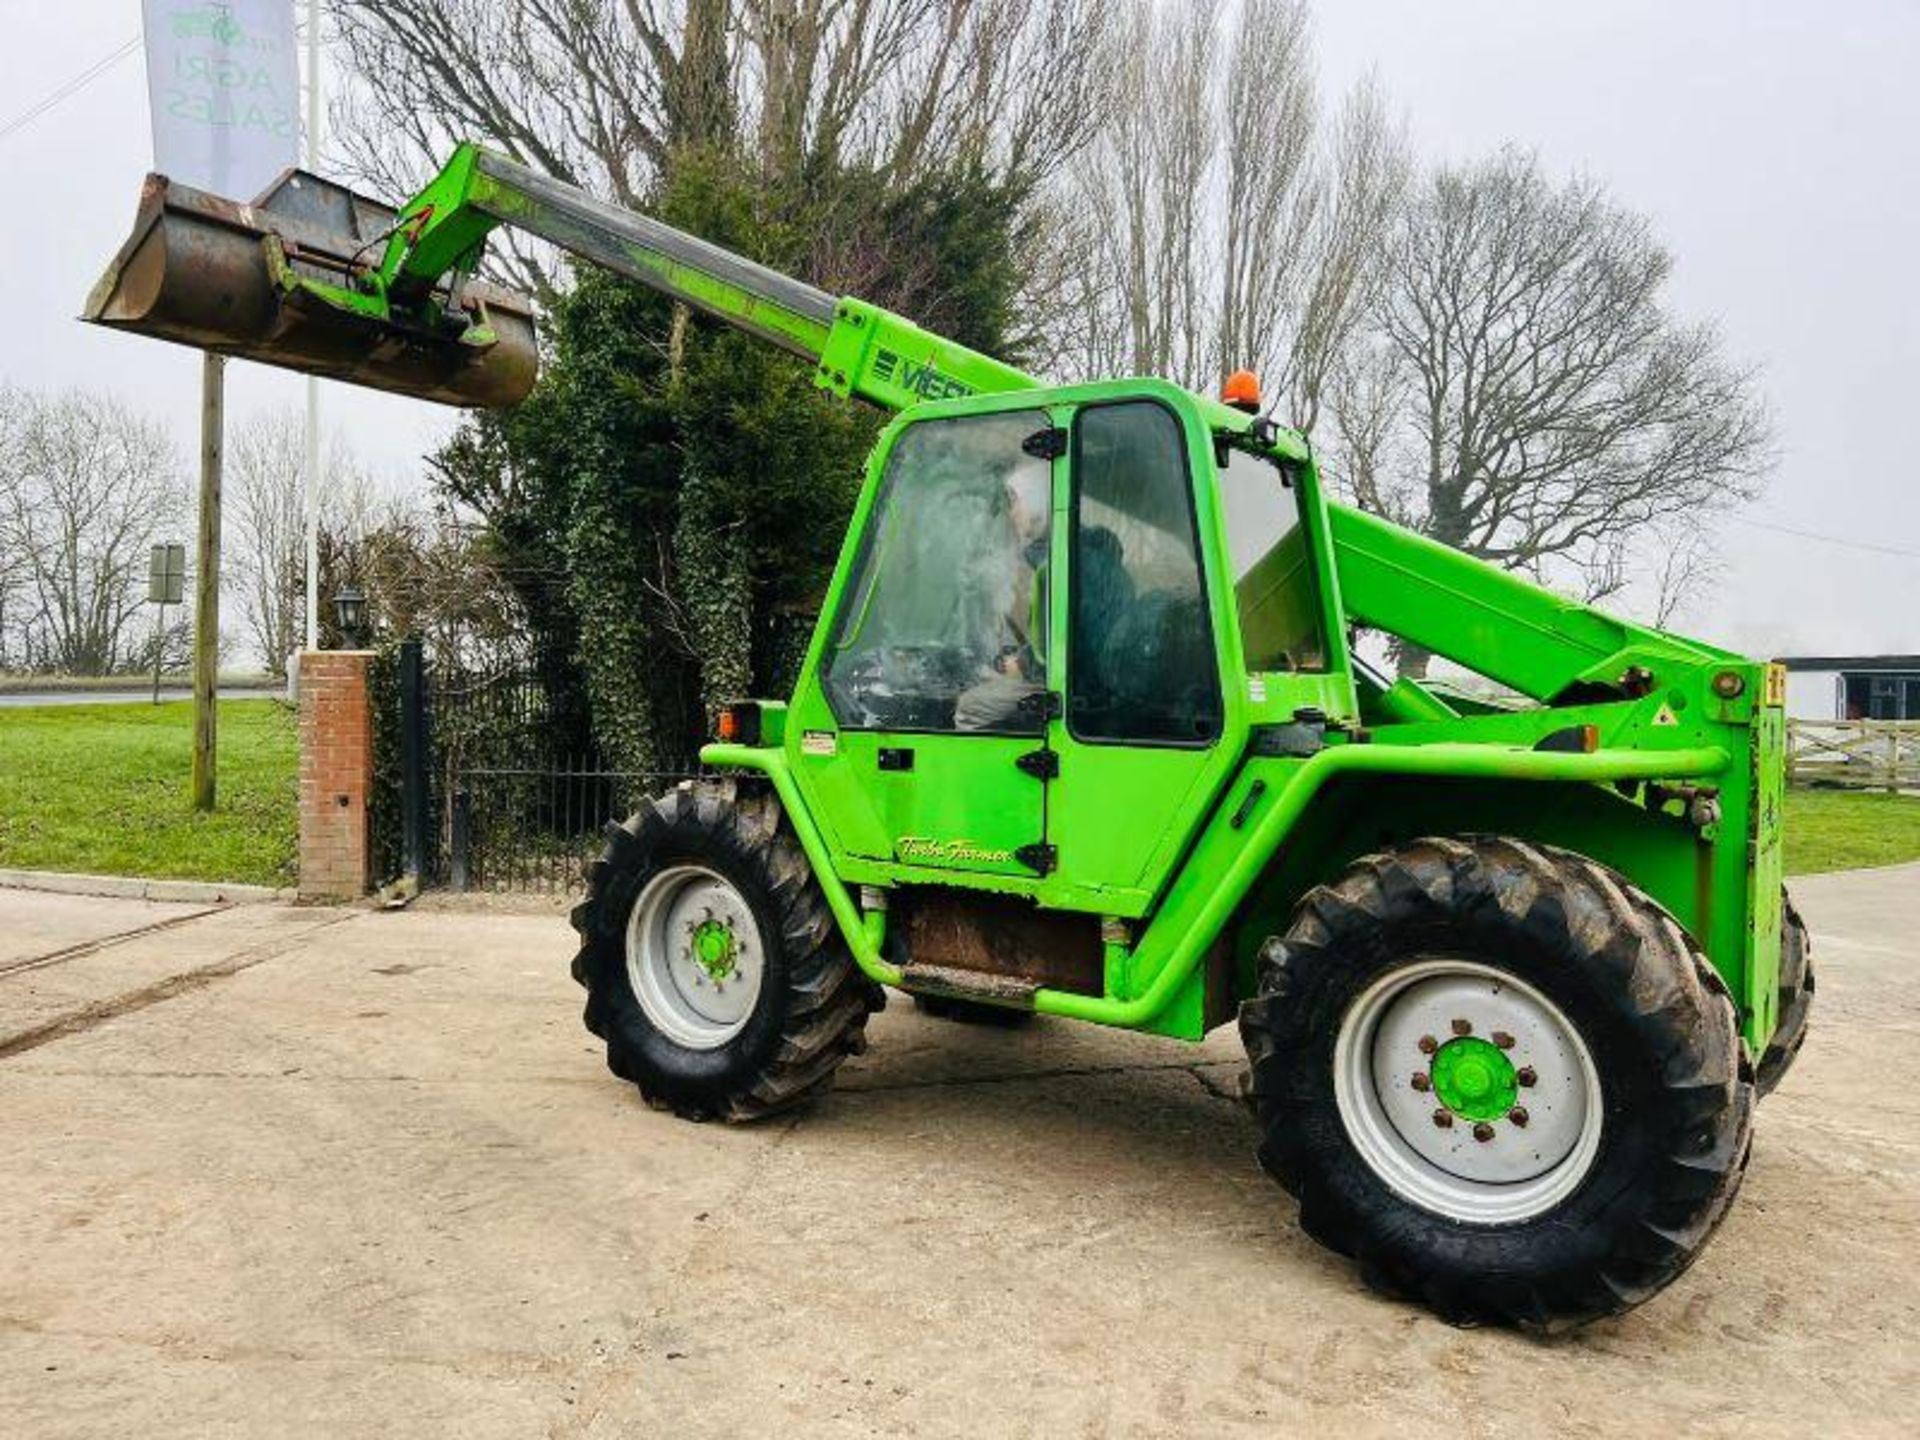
left=86, top=141, right=1035, bottom=415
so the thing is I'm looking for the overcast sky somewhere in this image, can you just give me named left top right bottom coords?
left=2, top=1, right=1914, bottom=659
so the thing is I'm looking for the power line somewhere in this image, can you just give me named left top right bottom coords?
left=1729, top=514, right=1920, bottom=563
left=0, top=34, right=141, bottom=146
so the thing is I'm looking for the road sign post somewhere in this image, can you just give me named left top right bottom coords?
left=148, top=542, right=185, bottom=705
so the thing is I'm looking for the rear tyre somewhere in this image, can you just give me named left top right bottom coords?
left=1756, top=894, right=1814, bottom=1097
left=569, top=779, right=883, bottom=1122
left=1240, top=835, right=1754, bottom=1330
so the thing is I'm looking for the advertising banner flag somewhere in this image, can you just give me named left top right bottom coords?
left=142, top=1, right=299, bottom=199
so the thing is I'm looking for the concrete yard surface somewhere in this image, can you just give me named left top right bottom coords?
left=1, top=868, right=1916, bottom=1438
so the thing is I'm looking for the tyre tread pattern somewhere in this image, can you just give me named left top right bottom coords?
left=570, top=778, right=883, bottom=1123
left=1755, top=893, right=1814, bottom=1096
left=1240, top=834, right=1754, bottom=1330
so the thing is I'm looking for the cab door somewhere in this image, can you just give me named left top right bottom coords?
left=807, top=405, right=1059, bottom=881
left=1047, top=397, right=1240, bottom=912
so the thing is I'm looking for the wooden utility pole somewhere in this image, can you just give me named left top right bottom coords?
left=191, top=351, right=225, bottom=811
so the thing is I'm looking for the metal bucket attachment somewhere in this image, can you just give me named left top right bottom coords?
left=84, top=170, right=537, bottom=409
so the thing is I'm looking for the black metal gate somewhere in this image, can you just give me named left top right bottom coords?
left=416, top=656, right=694, bottom=893
left=372, top=641, right=699, bottom=894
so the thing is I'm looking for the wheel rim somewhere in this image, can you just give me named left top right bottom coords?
left=625, top=865, right=765, bottom=1050
left=1332, top=958, right=1604, bottom=1225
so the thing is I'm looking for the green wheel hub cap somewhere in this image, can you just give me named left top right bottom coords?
left=691, top=919, right=737, bottom=980
left=1430, top=1036, right=1518, bottom=1121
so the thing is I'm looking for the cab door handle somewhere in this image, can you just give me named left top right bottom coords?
left=1230, top=779, right=1267, bottom=829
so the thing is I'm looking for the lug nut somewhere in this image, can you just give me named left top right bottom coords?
left=1451, top=1018, right=1473, bottom=1037
left=1472, top=1122, right=1495, bottom=1143
left=1410, top=1073, right=1431, bottom=1092
left=1510, top=1106, right=1530, bottom=1127
left=1517, top=1066, right=1537, bottom=1087
left=1417, top=1034, right=1438, bottom=1055
left=1491, top=1031, right=1515, bottom=1049
left=1432, top=1109, right=1453, bottom=1129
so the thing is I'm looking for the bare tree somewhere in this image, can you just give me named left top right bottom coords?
left=1643, top=515, right=1724, bottom=630
left=308, top=497, right=533, bottom=672
left=0, top=387, right=188, bottom=675
left=1046, top=0, right=1408, bottom=403
left=1281, top=75, right=1409, bottom=429
left=1051, top=0, right=1229, bottom=383
left=1217, top=0, right=1319, bottom=387
left=226, top=412, right=306, bottom=674
left=0, top=386, right=26, bottom=669
left=325, top=0, right=1117, bottom=302
left=1354, top=150, right=1772, bottom=671
left=226, top=409, right=391, bottom=674
left=1322, top=335, right=1413, bottom=524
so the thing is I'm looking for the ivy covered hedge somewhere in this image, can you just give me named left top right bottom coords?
left=431, top=149, right=1028, bottom=770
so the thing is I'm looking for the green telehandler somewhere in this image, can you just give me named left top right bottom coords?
left=86, top=142, right=1813, bottom=1329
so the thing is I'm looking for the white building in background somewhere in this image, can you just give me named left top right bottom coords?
left=1781, top=655, right=1920, bottom=720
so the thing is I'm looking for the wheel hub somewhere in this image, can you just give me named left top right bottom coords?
left=690, top=917, right=738, bottom=980
left=1429, top=1035, right=1518, bottom=1122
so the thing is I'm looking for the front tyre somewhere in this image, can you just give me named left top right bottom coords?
left=1240, top=835, right=1754, bottom=1330
left=570, top=779, right=883, bottom=1122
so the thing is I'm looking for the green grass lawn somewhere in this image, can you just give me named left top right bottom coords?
left=0, top=700, right=297, bottom=887
left=1784, top=788, right=1920, bottom=877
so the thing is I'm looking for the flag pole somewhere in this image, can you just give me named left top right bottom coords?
left=302, top=0, right=322, bottom=653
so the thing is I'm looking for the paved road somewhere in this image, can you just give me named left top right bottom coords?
left=0, top=688, right=277, bottom=708
left=0, top=869, right=1915, bottom=1438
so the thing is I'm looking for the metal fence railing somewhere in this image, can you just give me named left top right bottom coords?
left=1788, top=719, right=1920, bottom=792
left=445, top=761, right=699, bottom=893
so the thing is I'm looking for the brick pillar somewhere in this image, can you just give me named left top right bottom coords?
left=298, top=650, right=376, bottom=901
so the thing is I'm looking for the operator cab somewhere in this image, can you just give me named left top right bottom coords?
left=786, top=378, right=1351, bottom=927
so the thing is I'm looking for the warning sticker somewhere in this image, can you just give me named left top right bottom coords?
left=801, top=730, right=839, bottom=757
left=1763, top=663, right=1787, bottom=707
left=1651, top=704, right=1680, bottom=728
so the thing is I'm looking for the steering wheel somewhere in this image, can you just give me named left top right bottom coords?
left=836, top=644, right=972, bottom=728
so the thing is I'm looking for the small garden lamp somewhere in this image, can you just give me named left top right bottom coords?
left=332, top=585, right=370, bottom=648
